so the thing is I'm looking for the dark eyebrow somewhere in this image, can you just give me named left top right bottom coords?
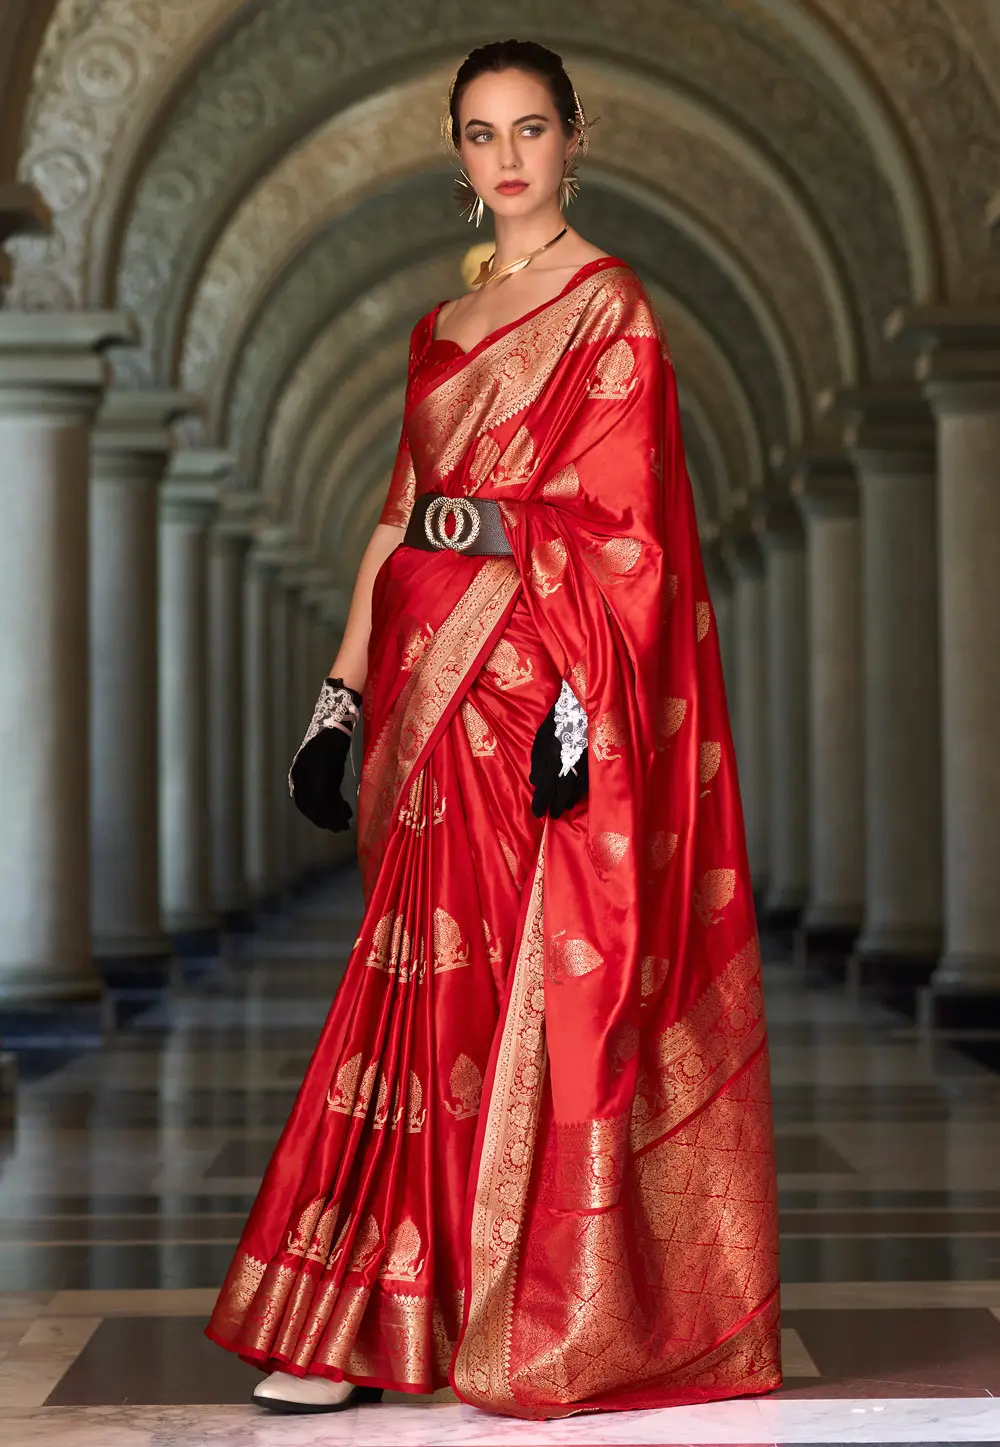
left=464, top=113, right=550, bottom=128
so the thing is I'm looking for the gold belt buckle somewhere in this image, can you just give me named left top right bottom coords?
left=423, top=496, right=482, bottom=553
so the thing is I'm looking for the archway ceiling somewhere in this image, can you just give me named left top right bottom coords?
left=170, top=60, right=856, bottom=435
left=109, top=7, right=914, bottom=393
left=213, top=171, right=793, bottom=498
left=16, top=0, right=993, bottom=330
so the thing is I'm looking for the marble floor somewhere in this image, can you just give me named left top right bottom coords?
left=1, top=869, right=999, bottom=1445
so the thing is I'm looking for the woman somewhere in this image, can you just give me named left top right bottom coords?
left=206, top=39, right=781, bottom=1420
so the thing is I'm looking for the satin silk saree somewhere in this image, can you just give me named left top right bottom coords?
left=206, top=256, right=781, bottom=1417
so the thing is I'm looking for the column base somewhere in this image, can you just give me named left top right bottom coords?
left=94, top=929, right=170, bottom=959
left=856, top=923, right=942, bottom=961
left=0, top=1052, right=15, bottom=1126
left=924, top=953, right=1000, bottom=1031
left=222, top=907, right=256, bottom=934
left=169, top=926, right=221, bottom=959
left=96, top=955, right=172, bottom=992
left=0, top=965, right=103, bottom=1007
left=802, top=902, right=861, bottom=957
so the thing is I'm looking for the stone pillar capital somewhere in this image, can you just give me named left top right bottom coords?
left=0, top=310, right=139, bottom=418
left=785, top=449, right=858, bottom=519
left=817, top=382, right=936, bottom=473
left=93, top=389, right=200, bottom=471
left=885, top=305, right=1000, bottom=413
left=160, top=479, right=220, bottom=525
left=757, top=490, right=805, bottom=550
left=213, top=490, right=265, bottom=545
left=249, top=524, right=308, bottom=577
left=722, top=512, right=764, bottom=575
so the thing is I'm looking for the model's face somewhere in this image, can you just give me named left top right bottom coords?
left=456, top=69, right=577, bottom=217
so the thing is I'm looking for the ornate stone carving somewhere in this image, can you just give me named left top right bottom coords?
left=7, top=0, right=241, bottom=309
left=12, top=0, right=1000, bottom=335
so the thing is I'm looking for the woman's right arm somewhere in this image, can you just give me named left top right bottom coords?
left=326, top=521, right=406, bottom=694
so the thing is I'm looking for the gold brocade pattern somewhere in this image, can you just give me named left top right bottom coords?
left=401, top=622, right=433, bottom=672
left=631, top=936, right=766, bottom=1151
left=541, top=462, right=581, bottom=500
left=640, top=954, right=671, bottom=1002
left=529, top=539, right=567, bottom=597
left=588, top=338, right=638, bottom=400
left=326, top=1052, right=362, bottom=1114
left=492, top=425, right=538, bottom=488
left=381, top=450, right=417, bottom=529
left=379, top=1219, right=425, bottom=1281
left=485, top=637, right=534, bottom=690
left=699, top=741, right=722, bottom=788
left=659, top=696, right=688, bottom=740
left=508, top=1049, right=778, bottom=1409
left=409, top=269, right=651, bottom=487
left=546, top=930, right=604, bottom=980
left=432, top=907, right=470, bottom=973
left=552, top=1114, right=629, bottom=1209
left=588, top=830, right=630, bottom=873
left=696, top=600, right=712, bottom=641
left=444, top=1052, right=483, bottom=1119
left=461, top=700, right=498, bottom=757
left=215, top=1251, right=266, bottom=1331
left=592, top=708, right=626, bottom=762
left=647, top=830, right=679, bottom=872
left=585, top=535, right=643, bottom=585
left=359, top=560, right=520, bottom=881
left=693, top=868, right=738, bottom=927
left=452, top=840, right=548, bottom=1410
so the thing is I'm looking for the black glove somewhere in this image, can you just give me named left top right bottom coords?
left=530, top=679, right=589, bottom=820
left=288, top=677, right=362, bottom=832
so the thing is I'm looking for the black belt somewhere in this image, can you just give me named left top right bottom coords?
left=402, top=492, right=513, bottom=557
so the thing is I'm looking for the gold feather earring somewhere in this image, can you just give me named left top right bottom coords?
left=560, top=87, right=596, bottom=210
left=440, top=104, right=484, bottom=227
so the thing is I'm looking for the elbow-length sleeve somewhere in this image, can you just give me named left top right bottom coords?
left=376, top=316, right=427, bottom=530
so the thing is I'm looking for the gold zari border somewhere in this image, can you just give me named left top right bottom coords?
left=630, top=935, right=765, bottom=1152
left=451, top=835, right=548, bottom=1410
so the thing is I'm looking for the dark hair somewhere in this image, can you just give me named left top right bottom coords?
left=448, top=40, right=578, bottom=146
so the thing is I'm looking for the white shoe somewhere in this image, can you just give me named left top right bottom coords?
left=253, top=1370, right=379, bottom=1414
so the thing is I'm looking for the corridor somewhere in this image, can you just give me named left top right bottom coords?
left=1, top=872, right=999, bottom=1445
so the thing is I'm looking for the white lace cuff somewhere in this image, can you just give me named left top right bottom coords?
left=288, top=679, right=361, bottom=796
left=553, top=678, right=587, bottom=777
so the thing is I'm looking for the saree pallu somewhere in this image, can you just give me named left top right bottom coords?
left=206, top=255, right=781, bottom=1417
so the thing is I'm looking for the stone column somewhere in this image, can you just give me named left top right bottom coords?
left=792, top=454, right=864, bottom=944
left=886, top=308, right=1000, bottom=1000
left=209, top=492, right=262, bottom=927
left=159, top=452, right=226, bottom=946
left=243, top=549, right=280, bottom=905
left=824, top=385, right=942, bottom=974
left=701, top=533, right=736, bottom=707
left=0, top=310, right=136, bottom=1003
left=279, top=572, right=317, bottom=887
left=90, top=391, right=194, bottom=980
left=760, top=493, right=809, bottom=923
left=726, top=520, right=769, bottom=895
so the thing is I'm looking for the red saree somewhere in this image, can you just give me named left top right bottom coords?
left=206, top=255, right=781, bottom=1417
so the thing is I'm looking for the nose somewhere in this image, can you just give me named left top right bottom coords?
left=498, top=133, right=521, bottom=170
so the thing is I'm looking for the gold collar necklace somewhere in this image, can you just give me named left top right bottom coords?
left=472, top=225, right=569, bottom=290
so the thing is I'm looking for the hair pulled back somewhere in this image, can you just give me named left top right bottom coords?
left=447, top=39, right=579, bottom=147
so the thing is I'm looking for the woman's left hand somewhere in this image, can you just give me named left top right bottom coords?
left=529, top=679, right=589, bottom=819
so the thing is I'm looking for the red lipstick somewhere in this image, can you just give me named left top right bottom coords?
left=495, top=181, right=528, bottom=194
